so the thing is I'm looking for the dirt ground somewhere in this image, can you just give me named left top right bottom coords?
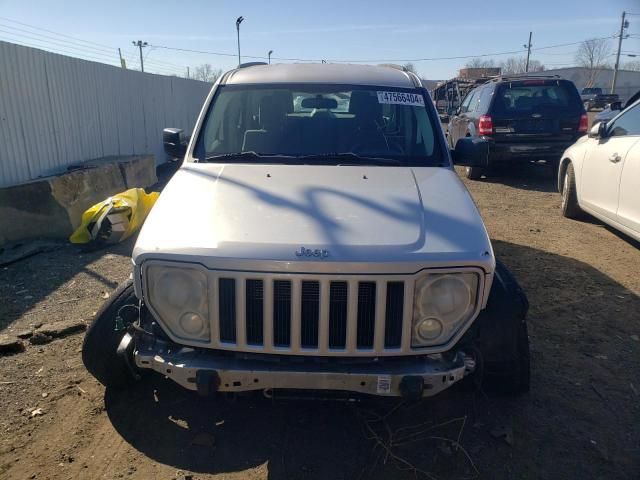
left=1, top=163, right=639, bottom=480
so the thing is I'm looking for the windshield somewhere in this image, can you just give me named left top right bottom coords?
left=194, top=84, right=443, bottom=166
left=582, top=88, right=602, bottom=94
left=493, top=81, right=583, bottom=114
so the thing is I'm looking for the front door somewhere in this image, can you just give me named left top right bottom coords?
left=614, top=103, right=640, bottom=233
left=580, top=104, right=640, bottom=220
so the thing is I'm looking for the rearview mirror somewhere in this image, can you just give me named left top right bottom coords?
left=301, top=96, right=338, bottom=109
left=163, top=128, right=187, bottom=159
left=451, top=137, right=489, bottom=167
left=588, top=121, right=607, bottom=139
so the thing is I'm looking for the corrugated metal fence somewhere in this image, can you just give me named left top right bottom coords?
left=0, top=41, right=211, bottom=188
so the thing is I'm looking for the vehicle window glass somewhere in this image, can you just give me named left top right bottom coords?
left=196, top=84, right=442, bottom=166
left=609, top=103, right=640, bottom=137
left=493, top=81, right=582, bottom=114
left=477, top=87, right=493, bottom=113
left=460, top=90, right=476, bottom=113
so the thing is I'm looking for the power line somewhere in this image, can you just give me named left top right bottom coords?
left=0, top=15, right=117, bottom=51
left=0, top=21, right=117, bottom=56
left=0, top=16, right=189, bottom=72
left=149, top=34, right=616, bottom=64
left=0, top=37, right=121, bottom=66
left=0, top=29, right=119, bottom=61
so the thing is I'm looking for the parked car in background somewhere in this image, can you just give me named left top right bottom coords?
left=82, top=63, right=531, bottom=401
left=559, top=98, right=640, bottom=242
left=580, top=87, right=619, bottom=111
left=593, top=90, right=640, bottom=124
left=448, top=75, right=587, bottom=179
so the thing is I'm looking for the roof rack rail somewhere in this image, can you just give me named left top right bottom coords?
left=490, top=74, right=563, bottom=82
left=238, top=61, right=268, bottom=68
left=377, top=64, right=422, bottom=88
left=377, top=63, right=408, bottom=72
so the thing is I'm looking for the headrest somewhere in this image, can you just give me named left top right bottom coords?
left=348, top=91, right=382, bottom=120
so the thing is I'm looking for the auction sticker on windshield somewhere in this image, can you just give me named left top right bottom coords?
left=377, top=91, right=425, bottom=106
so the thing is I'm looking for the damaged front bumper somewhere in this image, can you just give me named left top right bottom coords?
left=134, top=340, right=475, bottom=398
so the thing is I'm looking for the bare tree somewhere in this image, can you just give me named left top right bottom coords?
left=193, top=64, right=223, bottom=83
left=465, top=58, right=496, bottom=68
left=575, top=39, right=612, bottom=87
left=500, top=57, right=545, bottom=75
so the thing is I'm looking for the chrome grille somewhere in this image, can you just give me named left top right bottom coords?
left=213, top=274, right=411, bottom=356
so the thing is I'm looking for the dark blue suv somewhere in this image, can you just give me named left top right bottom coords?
left=448, top=76, right=587, bottom=179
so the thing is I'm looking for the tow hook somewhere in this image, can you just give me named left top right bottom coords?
left=116, top=332, right=141, bottom=381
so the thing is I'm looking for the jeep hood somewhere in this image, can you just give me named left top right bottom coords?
left=133, top=163, right=494, bottom=273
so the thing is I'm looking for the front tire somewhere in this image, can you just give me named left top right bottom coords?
left=82, top=279, right=139, bottom=390
left=471, top=261, right=531, bottom=396
left=561, top=162, right=582, bottom=219
left=483, top=321, right=530, bottom=395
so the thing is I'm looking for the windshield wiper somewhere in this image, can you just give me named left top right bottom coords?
left=297, top=153, right=402, bottom=166
left=201, top=151, right=297, bottom=162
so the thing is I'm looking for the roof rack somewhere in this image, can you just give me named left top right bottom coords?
left=377, top=64, right=422, bottom=88
left=238, top=61, right=268, bottom=68
left=489, top=74, right=563, bottom=82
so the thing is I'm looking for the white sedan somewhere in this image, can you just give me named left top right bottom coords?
left=559, top=99, right=640, bottom=242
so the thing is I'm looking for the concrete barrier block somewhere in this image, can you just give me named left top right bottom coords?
left=118, top=155, right=158, bottom=189
left=0, top=155, right=157, bottom=245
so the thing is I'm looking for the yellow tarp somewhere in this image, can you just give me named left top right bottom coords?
left=69, top=188, right=159, bottom=244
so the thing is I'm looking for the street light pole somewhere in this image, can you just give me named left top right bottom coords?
left=268, top=50, right=273, bottom=64
left=236, top=16, right=244, bottom=67
left=132, top=40, right=148, bottom=72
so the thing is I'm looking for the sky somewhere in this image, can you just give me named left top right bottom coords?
left=0, top=0, right=638, bottom=79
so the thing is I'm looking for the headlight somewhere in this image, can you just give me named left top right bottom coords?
left=412, top=273, right=479, bottom=347
left=146, top=264, right=210, bottom=342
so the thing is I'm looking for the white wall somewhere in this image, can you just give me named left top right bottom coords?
left=0, top=41, right=212, bottom=188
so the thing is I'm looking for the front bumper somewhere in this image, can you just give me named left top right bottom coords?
left=135, top=343, right=475, bottom=398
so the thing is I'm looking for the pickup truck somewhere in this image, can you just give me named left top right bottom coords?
left=82, top=63, right=530, bottom=401
left=580, top=87, right=619, bottom=111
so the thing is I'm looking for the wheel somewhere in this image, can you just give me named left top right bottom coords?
left=561, top=162, right=582, bottom=219
left=464, top=166, right=484, bottom=180
left=483, top=321, right=530, bottom=395
left=468, top=260, right=531, bottom=396
left=82, top=279, right=139, bottom=389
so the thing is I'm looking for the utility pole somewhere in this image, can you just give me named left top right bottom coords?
left=186, top=66, right=190, bottom=79
left=524, top=32, right=532, bottom=72
left=611, top=11, right=628, bottom=94
left=236, top=16, right=244, bottom=67
left=132, top=40, right=148, bottom=72
left=118, top=48, right=126, bottom=69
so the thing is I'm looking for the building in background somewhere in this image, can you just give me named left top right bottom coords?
left=528, top=67, right=640, bottom=102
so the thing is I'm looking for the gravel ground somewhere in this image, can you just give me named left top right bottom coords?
left=1, top=163, right=639, bottom=480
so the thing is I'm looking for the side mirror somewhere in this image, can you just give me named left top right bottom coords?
left=163, top=128, right=187, bottom=159
left=451, top=137, right=489, bottom=167
left=588, top=121, right=607, bottom=139
left=609, top=101, right=622, bottom=111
